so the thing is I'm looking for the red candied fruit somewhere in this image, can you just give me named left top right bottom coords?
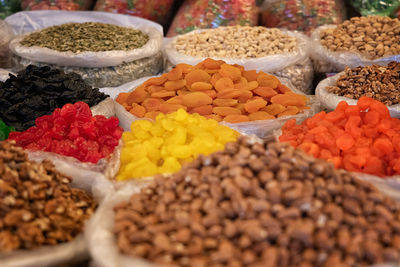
left=8, top=102, right=123, bottom=163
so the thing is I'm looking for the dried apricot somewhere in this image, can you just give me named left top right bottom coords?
left=175, top=63, right=194, bottom=74
left=234, top=103, right=246, bottom=114
left=277, top=84, right=291, bottom=93
left=116, top=92, right=129, bottom=104
left=159, top=103, right=187, bottom=113
left=210, top=73, right=223, bottom=87
left=233, top=77, right=248, bottom=90
left=147, top=85, right=164, bottom=94
left=144, top=111, right=162, bottom=120
left=191, top=82, right=213, bottom=91
left=126, top=86, right=149, bottom=105
left=217, top=89, right=242, bottom=99
left=237, top=90, right=253, bottom=103
left=253, top=87, right=278, bottom=98
left=271, top=93, right=307, bottom=107
left=204, top=114, right=222, bottom=122
left=203, top=90, right=217, bottom=99
left=164, top=79, right=186, bottom=91
left=257, top=73, right=280, bottom=88
left=249, top=111, right=275, bottom=121
left=144, top=75, right=168, bottom=86
left=263, top=104, right=286, bottom=116
left=166, top=66, right=183, bottom=81
left=129, top=103, right=146, bottom=117
left=190, top=105, right=213, bottom=116
left=223, top=114, right=250, bottom=123
left=213, top=98, right=238, bottom=107
left=219, top=64, right=241, bottom=82
left=245, top=81, right=259, bottom=91
left=122, top=103, right=132, bottom=111
left=215, top=77, right=234, bottom=92
left=177, top=90, right=190, bottom=96
left=185, top=69, right=211, bottom=87
left=182, top=92, right=213, bottom=107
left=278, top=106, right=300, bottom=117
left=244, top=98, right=267, bottom=113
left=142, top=98, right=163, bottom=112
left=203, top=58, right=224, bottom=69
left=212, top=107, right=241, bottom=116
left=165, top=96, right=183, bottom=105
left=243, top=70, right=258, bottom=82
left=151, top=90, right=176, bottom=98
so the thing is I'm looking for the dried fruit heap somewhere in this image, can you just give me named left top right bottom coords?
left=117, top=109, right=239, bottom=180
left=9, top=102, right=123, bottom=164
left=280, top=97, right=400, bottom=177
left=116, top=58, right=309, bottom=123
left=0, top=141, right=96, bottom=252
left=115, top=136, right=400, bottom=266
left=0, top=65, right=108, bottom=131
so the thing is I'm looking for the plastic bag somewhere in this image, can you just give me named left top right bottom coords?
left=315, top=72, right=400, bottom=118
left=260, top=0, right=346, bottom=35
left=0, top=158, right=114, bottom=267
left=0, top=0, right=21, bottom=19
left=349, top=0, right=400, bottom=16
left=0, top=19, right=13, bottom=68
left=21, top=0, right=93, bottom=11
left=166, top=0, right=258, bottom=37
left=11, top=51, right=164, bottom=87
left=310, top=25, right=400, bottom=73
left=0, top=68, right=13, bottom=81
left=6, top=11, right=163, bottom=68
left=94, top=0, right=175, bottom=27
left=110, top=76, right=320, bottom=139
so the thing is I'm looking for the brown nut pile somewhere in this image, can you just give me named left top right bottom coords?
left=320, top=16, right=400, bottom=60
left=327, top=61, right=400, bottom=105
left=114, top=136, right=400, bottom=267
left=0, top=141, right=96, bottom=252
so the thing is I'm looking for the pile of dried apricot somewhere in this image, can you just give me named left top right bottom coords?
left=116, top=58, right=309, bottom=123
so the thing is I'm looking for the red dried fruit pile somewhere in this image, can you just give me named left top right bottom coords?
left=8, top=102, right=123, bottom=163
left=280, top=96, right=400, bottom=177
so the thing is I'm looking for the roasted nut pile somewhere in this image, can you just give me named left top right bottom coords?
left=114, top=136, right=400, bottom=266
left=174, top=26, right=297, bottom=58
left=20, top=22, right=149, bottom=53
left=327, top=61, right=400, bottom=105
left=0, top=141, right=96, bottom=252
left=320, top=16, right=400, bottom=60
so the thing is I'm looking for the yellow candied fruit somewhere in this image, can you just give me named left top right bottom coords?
left=116, top=109, right=239, bottom=180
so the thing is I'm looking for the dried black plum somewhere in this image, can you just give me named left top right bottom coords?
left=0, top=65, right=108, bottom=131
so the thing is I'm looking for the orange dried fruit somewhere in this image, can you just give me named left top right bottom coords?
left=204, top=114, right=222, bottom=122
left=185, top=69, right=211, bottom=87
left=166, top=66, right=183, bottom=81
left=144, top=111, right=162, bottom=120
left=126, top=86, right=149, bottom=105
left=129, top=103, right=146, bottom=117
left=165, top=96, right=183, bottom=105
left=151, top=90, right=176, bottom=98
left=213, top=98, right=238, bottom=107
left=164, top=79, right=186, bottom=91
left=277, top=84, right=291, bottom=93
left=235, top=103, right=246, bottom=114
left=263, top=104, right=286, bottom=116
left=219, top=64, right=241, bottom=82
left=182, top=92, right=213, bottom=107
left=249, top=111, right=275, bottom=121
left=142, top=98, right=163, bottom=112
left=242, top=70, right=258, bottom=82
left=147, top=85, right=164, bottom=94
left=210, top=73, right=223, bottom=87
left=245, top=81, right=259, bottom=91
left=223, top=114, right=250, bottom=123
left=203, top=90, right=217, bottom=99
left=203, top=58, right=224, bottom=69
left=257, top=73, right=280, bottom=88
left=278, top=106, right=300, bottom=117
left=122, top=103, right=132, bottom=111
left=215, top=77, right=234, bottom=92
left=144, top=75, right=168, bottom=86
left=234, top=77, right=248, bottom=90
left=159, top=103, right=187, bottom=113
left=176, top=63, right=194, bottom=74
left=271, top=92, right=307, bottom=107
left=212, top=107, right=242, bottom=116
left=253, top=87, right=278, bottom=98
left=217, top=89, right=242, bottom=99
left=237, top=90, right=253, bottom=103
left=190, top=105, right=213, bottom=116
left=191, top=82, right=213, bottom=91
left=177, top=90, right=190, bottom=96
left=244, top=98, right=267, bottom=113
left=116, top=92, right=129, bottom=104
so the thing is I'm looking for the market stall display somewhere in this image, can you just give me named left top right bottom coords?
left=117, top=109, right=239, bottom=180
left=167, top=0, right=258, bottom=37
left=89, top=136, right=400, bottom=267
left=0, top=19, right=13, bottom=68
left=280, top=97, right=400, bottom=177
left=9, top=101, right=123, bottom=164
left=0, top=65, right=109, bottom=131
left=21, top=0, right=93, bottom=10
left=165, top=26, right=313, bottom=93
left=261, top=0, right=346, bottom=35
left=6, top=11, right=163, bottom=87
left=311, top=16, right=400, bottom=73
left=316, top=62, right=400, bottom=117
left=93, top=0, right=174, bottom=26
left=349, top=0, right=400, bottom=16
